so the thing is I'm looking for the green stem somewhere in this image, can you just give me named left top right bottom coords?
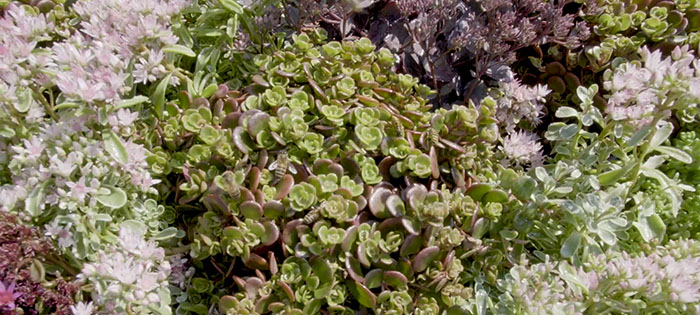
left=31, top=86, right=57, bottom=121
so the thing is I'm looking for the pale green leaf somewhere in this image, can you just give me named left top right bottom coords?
left=114, top=95, right=149, bottom=109
left=219, top=0, right=243, bottom=14
left=649, top=122, right=673, bottom=148
left=154, top=227, right=179, bottom=240
left=163, top=44, right=196, bottom=57
left=152, top=74, right=172, bottom=121
left=95, top=186, right=127, bottom=209
left=654, top=145, right=692, bottom=164
left=555, top=106, right=579, bottom=118
left=25, top=181, right=49, bottom=217
left=102, top=130, right=128, bottom=164
left=561, top=232, right=582, bottom=258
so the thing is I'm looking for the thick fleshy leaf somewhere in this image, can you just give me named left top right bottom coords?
left=274, top=174, right=294, bottom=200
left=240, top=201, right=263, bottom=220
left=349, top=280, right=376, bottom=308
left=96, top=186, right=127, bottom=209
left=342, top=225, right=358, bottom=253
left=383, top=270, right=408, bottom=288
left=401, top=217, right=421, bottom=235
left=311, top=256, right=333, bottom=283
left=219, top=295, right=238, bottom=312
left=482, top=189, right=508, bottom=203
left=364, top=269, right=383, bottom=289
left=369, top=187, right=392, bottom=219
left=560, top=232, right=582, bottom=258
left=244, top=253, right=268, bottom=271
left=412, top=246, right=440, bottom=273
left=400, top=234, right=423, bottom=257
left=386, top=194, right=405, bottom=217
left=467, top=183, right=491, bottom=201
left=512, top=176, right=537, bottom=201
left=263, top=201, right=284, bottom=219
left=261, top=221, right=280, bottom=246
left=278, top=281, right=295, bottom=302
left=345, top=256, right=364, bottom=283
left=154, top=227, right=178, bottom=241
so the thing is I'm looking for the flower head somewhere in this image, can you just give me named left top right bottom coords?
left=502, top=131, right=544, bottom=167
left=0, top=281, right=22, bottom=310
left=70, top=301, right=94, bottom=315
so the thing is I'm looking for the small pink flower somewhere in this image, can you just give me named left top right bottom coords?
left=0, top=281, right=22, bottom=309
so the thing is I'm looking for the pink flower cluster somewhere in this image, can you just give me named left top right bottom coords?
left=604, top=45, right=700, bottom=125
left=51, top=0, right=190, bottom=104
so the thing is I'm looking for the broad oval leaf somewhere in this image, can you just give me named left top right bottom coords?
left=96, top=186, right=127, bottom=209
left=154, top=227, right=178, bottom=240
left=412, top=246, right=440, bottom=273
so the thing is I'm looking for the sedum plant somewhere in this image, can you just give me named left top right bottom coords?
left=148, top=28, right=519, bottom=314
left=2, top=0, right=700, bottom=314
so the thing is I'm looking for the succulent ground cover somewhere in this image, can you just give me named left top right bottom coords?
left=1, top=0, right=700, bottom=314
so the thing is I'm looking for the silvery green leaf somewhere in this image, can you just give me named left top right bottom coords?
left=219, top=0, right=243, bottom=13
left=576, top=86, right=592, bottom=106
left=597, top=228, right=617, bottom=246
left=554, top=145, right=571, bottom=156
left=649, top=121, right=673, bottom=148
left=95, top=186, right=127, bottom=209
left=558, top=262, right=587, bottom=295
left=626, top=124, right=652, bottom=147
left=552, top=186, right=573, bottom=194
left=640, top=166, right=682, bottom=216
left=25, top=181, right=49, bottom=217
left=121, top=219, right=148, bottom=236
left=581, top=113, right=594, bottom=126
left=654, top=145, right=692, bottom=163
left=558, top=124, right=579, bottom=140
left=14, top=87, right=32, bottom=113
left=475, top=287, right=489, bottom=315
left=534, top=167, right=550, bottom=183
left=155, top=227, right=179, bottom=240
left=614, top=123, right=623, bottom=138
left=561, top=232, right=582, bottom=258
left=555, top=106, right=578, bottom=118
left=634, top=211, right=665, bottom=242
left=562, top=200, right=580, bottom=214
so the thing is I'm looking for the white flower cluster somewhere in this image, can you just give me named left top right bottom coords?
left=494, top=79, right=551, bottom=131
left=0, top=115, right=157, bottom=259
left=496, top=257, right=584, bottom=315
left=604, top=45, right=700, bottom=125
left=502, top=130, right=544, bottom=167
left=78, top=224, right=172, bottom=314
left=0, top=3, right=54, bottom=123
left=497, top=239, right=700, bottom=314
left=50, top=0, right=190, bottom=104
